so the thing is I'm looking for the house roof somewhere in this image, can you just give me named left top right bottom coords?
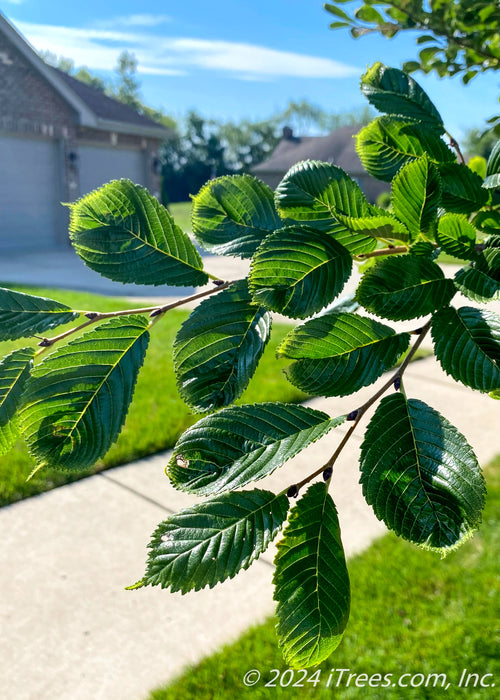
left=53, top=69, right=167, bottom=133
left=252, top=125, right=365, bottom=175
left=0, top=12, right=170, bottom=140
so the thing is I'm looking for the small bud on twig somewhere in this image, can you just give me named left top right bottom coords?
left=323, top=467, right=333, bottom=481
left=38, top=338, right=52, bottom=347
left=212, top=279, right=225, bottom=286
left=412, top=327, right=424, bottom=335
left=394, top=376, right=401, bottom=391
left=346, top=409, right=359, bottom=421
left=149, top=307, right=163, bottom=318
left=85, top=312, right=99, bottom=320
left=287, top=484, right=299, bottom=499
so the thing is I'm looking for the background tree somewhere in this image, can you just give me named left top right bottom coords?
left=111, top=51, right=141, bottom=110
left=324, top=1, right=500, bottom=84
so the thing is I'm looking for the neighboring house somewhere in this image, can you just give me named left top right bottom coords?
left=0, top=13, right=170, bottom=251
left=252, top=125, right=388, bottom=202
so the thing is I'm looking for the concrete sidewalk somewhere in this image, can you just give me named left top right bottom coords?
left=1, top=355, right=498, bottom=700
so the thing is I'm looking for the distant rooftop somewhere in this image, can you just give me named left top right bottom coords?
left=53, top=68, right=165, bottom=131
left=253, top=124, right=364, bottom=175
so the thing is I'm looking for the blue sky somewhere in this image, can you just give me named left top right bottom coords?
left=3, top=0, right=499, bottom=139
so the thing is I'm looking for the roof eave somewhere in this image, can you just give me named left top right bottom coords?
left=92, top=117, right=170, bottom=140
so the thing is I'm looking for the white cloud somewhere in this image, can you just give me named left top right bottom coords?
left=3, top=0, right=24, bottom=5
left=94, top=14, right=172, bottom=29
left=168, top=38, right=358, bottom=78
left=16, top=19, right=359, bottom=81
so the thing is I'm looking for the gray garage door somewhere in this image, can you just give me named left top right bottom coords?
left=0, top=134, right=61, bottom=250
left=78, top=145, right=147, bottom=197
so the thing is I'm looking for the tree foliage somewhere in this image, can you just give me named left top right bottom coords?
left=3, top=62, right=498, bottom=668
left=324, top=1, right=500, bottom=83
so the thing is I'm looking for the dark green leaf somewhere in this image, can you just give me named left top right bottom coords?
left=360, top=394, right=485, bottom=552
left=360, top=62, right=444, bottom=132
left=356, top=117, right=454, bottom=182
left=486, top=141, right=500, bottom=176
left=277, top=311, right=409, bottom=397
left=167, top=403, right=345, bottom=496
left=249, top=225, right=352, bottom=319
left=69, top=179, right=208, bottom=287
left=392, top=155, right=441, bottom=238
left=0, top=288, right=78, bottom=341
left=436, top=214, right=478, bottom=261
left=335, top=213, right=410, bottom=243
left=356, top=255, right=455, bottom=320
left=438, top=163, right=489, bottom=213
left=454, top=265, right=500, bottom=303
left=454, top=235, right=500, bottom=301
left=173, top=280, right=271, bottom=411
left=0, top=347, right=34, bottom=456
left=472, top=209, right=500, bottom=236
left=431, top=306, right=500, bottom=392
left=20, top=316, right=149, bottom=471
left=274, top=482, right=350, bottom=668
left=191, top=174, right=282, bottom=258
left=140, top=490, right=289, bottom=593
left=275, top=161, right=377, bottom=255
left=409, top=239, right=439, bottom=259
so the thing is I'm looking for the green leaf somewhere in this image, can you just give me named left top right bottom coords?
left=323, top=4, right=352, bottom=22
left=167, top=403, right=345, bottom=496
left=392, top=155, right=441, bottom=238
left=140, top=489, right=289, bottom=593
left=438, top=163, right=489, bottom=214
left=274, top=482, right=350, bottom=668
left=360, top=394, right=485, bottom=552
left=0, top=347, right=35, bottom=456
left=0, top=288, right=78, bottom=341
left=335, top=213, right=410, bottom=243
left=409, top=239, right=439, bottom=260
left=249, top=225, right=352, bottom=319
left=69, top=179, right=208, bottom=287
left=454, top=265, right=500, bottom=303
left=277, top=312, right=410, bottom=397
left=275, top=161, right=377, bottom=255
left=355, top=5, right=384, bottom=23
left=436, top=214, right=478, bottom=261
left=173, top=280, right=271, bottom=412
left=453, top=236, right=500, bottom=302
left=472, top=209, right=500, bottom=236
left=360, top=63, right=444, bottom=133
left=486, top=142, right=500, bottom=174
left=431, top=306, right=500, bottom=392
left=356, top=256, right=455, bottom=321
left=20, top=316, right=149, bottom=471
left=191, top=174, right=282, bottom=258
left=356, top=117, right=455, bottom=182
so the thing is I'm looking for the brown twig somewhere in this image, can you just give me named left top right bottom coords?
left=35, top=280, right=234, bottom=356
left=356, top=245, right=408, bottom=260
left=288, top=320, right=432, bottom=495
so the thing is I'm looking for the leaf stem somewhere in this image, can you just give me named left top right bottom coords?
left=445, top=130, right=466, bottom=165
left=35, top=280, right=235, bottom=357
left=291, top=320, right=432, bottom=494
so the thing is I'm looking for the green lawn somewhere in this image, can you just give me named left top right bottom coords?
left=169, top=201, right=193, bottom=232
left=0, top=285, right=306, bottom=506
left=149, top=458, right=500, bottom=700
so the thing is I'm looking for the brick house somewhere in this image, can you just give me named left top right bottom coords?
left=252, top=125, right=389, bottom=202
left=0, top=13, right=170, bottom=251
